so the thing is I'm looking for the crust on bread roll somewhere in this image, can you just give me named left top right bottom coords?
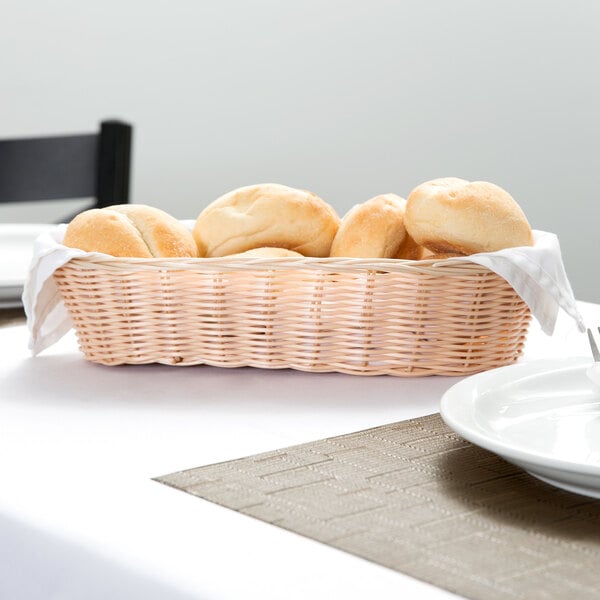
left=193, top=184, right=340, bottom=257
left=63, top=204, right=198, bottom=258
left=226, top=247, right=304, bottom=258
left=405, top=178, right=534, bottom=255
left=330, top=194, right=408, bottom=258
left=395, top=233, right=422, bottom=260
left=418, top=251, right=466, bottom=260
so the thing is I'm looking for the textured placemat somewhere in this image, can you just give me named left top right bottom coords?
left=156, top=413, right=600, bottom=600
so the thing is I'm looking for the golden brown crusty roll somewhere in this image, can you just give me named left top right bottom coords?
left=405, top=178, right=534, bottom=255
left=193, top=183, right=340, bottom=257
left=418, top=251, right=466, bottom=260
left=63, top=204, right=198, bottom=258
left=330, top=194, right=408, bottom=258
left=226, top=247, right=304, bottom=258
left=395, top=233, right=422, bottom=260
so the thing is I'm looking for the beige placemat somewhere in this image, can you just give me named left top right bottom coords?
left=156, top=413, right=600, bottom=600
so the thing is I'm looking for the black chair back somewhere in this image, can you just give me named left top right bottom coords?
left=0, top=120, right=132, bottom=222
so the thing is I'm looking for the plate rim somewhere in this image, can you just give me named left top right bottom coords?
left=440, top=356, right=600, bottom=477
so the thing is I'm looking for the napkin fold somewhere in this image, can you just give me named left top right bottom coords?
left=23, top=227, right=585, bottom=356
left=436, top=230, right=585, bottom=336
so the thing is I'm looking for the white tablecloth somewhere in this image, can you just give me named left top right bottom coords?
left=0, top=302, right=598, bottom=600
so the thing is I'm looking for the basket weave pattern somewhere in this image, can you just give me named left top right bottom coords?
left=53, top=256, right=531, bottom=376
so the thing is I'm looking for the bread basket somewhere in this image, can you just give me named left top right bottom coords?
left=52, top=254, right=531, bottom=376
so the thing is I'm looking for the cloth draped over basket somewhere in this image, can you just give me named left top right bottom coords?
left=23, top=226, right=585, bottom=376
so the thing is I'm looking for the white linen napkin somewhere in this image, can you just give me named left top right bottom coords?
left=23, top=227, right=585, bottom=356
left=436, top=230, right=585, bottom=336
left=22, top=224, right=83, bottom=356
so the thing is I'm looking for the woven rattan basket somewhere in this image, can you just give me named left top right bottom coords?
left=53, top=255, right=531, bottom=376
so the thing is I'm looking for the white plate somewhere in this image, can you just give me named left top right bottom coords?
left=0, top=223, right=54, bottom=306
left=441, top=357, right=600, bottom=498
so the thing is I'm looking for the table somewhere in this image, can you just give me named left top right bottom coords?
left=1, top=302, right=598, bottom=600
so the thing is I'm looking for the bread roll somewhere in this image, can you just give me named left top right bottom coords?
left=330, top=194, right=408, bottom=258
left=395, top=233, right=422, bottom=260
left=418, top=251, right=466, bottom=260
left=226, top=247, right=304, bottom=258
left=63, top=204, right=198, bottom=258
left=405, top=178, right=533, bottom=254
left=193, top=183, right=340, bottom=257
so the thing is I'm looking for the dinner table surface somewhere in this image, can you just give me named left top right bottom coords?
left=1, top=300, right=599, bottom=600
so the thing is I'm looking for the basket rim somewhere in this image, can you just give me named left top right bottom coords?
left=59, top=254, right=492, bottom=275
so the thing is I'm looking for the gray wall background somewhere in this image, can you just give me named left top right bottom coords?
left=2, top=0, right=599, bottom=301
